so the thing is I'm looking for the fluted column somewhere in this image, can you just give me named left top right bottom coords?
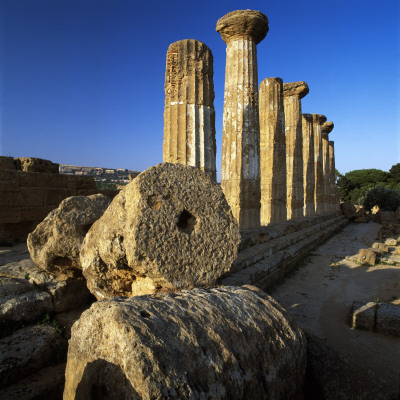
left=217, top=10, right=268, bottom=230
left=312, top=114, right=327, bottom=215
left=302, top=114, right=315, bottom=217
left=329, top=140, right=339, bottom=212
left=163, top=39, right=216, bottom=181
left=283, top=82, right=309, bottom=219
left=321, top=121, right=334, bottom=214
left=259, top=77, right=286, bottom=225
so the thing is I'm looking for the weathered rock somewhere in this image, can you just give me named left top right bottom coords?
left=27, top=194, right=110, bottom=273
left=304, top=331, right=397, bottom=400
left=80, top=163, right=240, bottom=299
left=0, top=277, right=53, bottom=331
left=376, top=303, right=400, bottom=337
left=0, top=325, right=64, bottom=387
left=0, top=156, right=16, bottom=170
left=340, top=201, right=357, bottom=220
left=351, top=301, right=376, bottom=331
left=0, top=363, right=66, bottom=400
left=64, top=286, right=306, bottom=400
left=375, top=211, right=398, bottom=225
left=357, top=249, right=376, bottom=265
left=14, top=157, right=59, bottom=173
left=372, top=242, right=389, bottom=253
left=384, top=238, right=397, bottom=246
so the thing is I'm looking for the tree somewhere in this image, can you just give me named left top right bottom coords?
left=344, top=169, right=389, bottom=188
left=363, top=185, right=400, bottom=212
left=389, top=163, right=400, bottom=183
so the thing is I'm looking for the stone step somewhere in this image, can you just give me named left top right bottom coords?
left=222, top=216, right=347, bottom=289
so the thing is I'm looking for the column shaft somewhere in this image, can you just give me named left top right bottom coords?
left=302, top=114, right=315, bottom=216
left=163, top=40, right=216, bottom=181
left=329, top=141, right=338, bottom=212
left=259, top=78, right=286, bottom=225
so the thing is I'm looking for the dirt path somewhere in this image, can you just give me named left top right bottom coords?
left=270, top=221, right=400, bottom=392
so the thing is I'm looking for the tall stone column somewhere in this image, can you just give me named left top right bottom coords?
left=312, top=114, right=327, bottom=215
left=259, top=77, right=286, bottom=225
left=283, top=82, right=309, bottom=219
left=321, top=121, right=334, bottom=214
left=329, top=140, right=339, bottom=212
left=302, top=114, right=315, bottom=217
left=163, top=39, right=217, bottom=181
left=216, top=10, right=268, bottom=230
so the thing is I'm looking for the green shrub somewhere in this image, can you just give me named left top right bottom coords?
left=362, top=185, right=400, bottom=211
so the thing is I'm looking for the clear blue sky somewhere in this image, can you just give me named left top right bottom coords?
left=1, top=0, right=399, bottom=178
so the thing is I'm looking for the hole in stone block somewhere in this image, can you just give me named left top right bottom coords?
left=147, top=194, right=162, bottom=211
left=140, top=310, right=150, bottom=318
left=177, top=210, right=196, bottom=235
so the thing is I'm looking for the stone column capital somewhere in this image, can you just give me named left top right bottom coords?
left=283, top=81, right=309, bottom=99
left=216, top=10, right=269, bottom=44
left=321, top=121, right=334, bottom=134
left=302, top=113, right=314, bottom=122
left=311, top=114, right=327, bottom=125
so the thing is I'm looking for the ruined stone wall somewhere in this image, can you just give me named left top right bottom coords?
left=0, top=165, right=97, bottom=242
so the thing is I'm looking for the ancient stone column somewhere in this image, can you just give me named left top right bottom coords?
left=259, top=77, right=286, bottom=225
left=302, top=114, right=315, bottom=217
left=163, top=39, right=217, bottom=181
left=283, top=82, right=309, bottom=220
left=329, top=140, right=339, bottom=212
left=312, top=114, right=327, bottom=215
left=217, top=10, right=268, bottom=230
left=321, top=121, right=334, bottom=214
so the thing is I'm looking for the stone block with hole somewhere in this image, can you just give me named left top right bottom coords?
left=80, top=163, right=240, bottom=300
left=357, top=249, right=376, bottom=266
left=376, top=303, right=400, bottom=337
left=371, top=242, right=389, bottom=253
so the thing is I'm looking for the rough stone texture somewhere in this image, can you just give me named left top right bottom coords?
left=283, top=82, right=308, bottom=220
left=304, top=331, right=397, bottom=400
left=354, top=207, right=369, bottom=223
left=357, top=249, right=376, bottom=265
left=259, top=77, right=286, bottom=225
left=14, top=157, right=59, bottom=173
left=163, top=40, right=216, bottom=181
left=80, top=163, right=240, bottom=299
left=340, top=201, right=357, bottom=220
left=372, top=242, right=389, bottom=253
left=302, top=114, right=315, bottom=217
left=376, top=303, right=400, bottom=337
left=27, top=194, right=110, bottom=273
left=384, top=238, right=397, bottom=246
left=0, top=325, right=64, bottom=388
left=0, top=276, right=53, bottom=327
left=0, top=363, right=66, bottom=400
left=217, top=10, right=268, bottom=230
left=321, top=121, right=334, bottom=214
left=312, top=114, right=327, bottom=215
left=375, top=211, right=398, bottom=225
left=351, top=301, right=376, bottom=331
left=64, top=286, right=306, bottom=400
left=0, top=156, right=16, bottom=170
left=216, top=10, right=268, bottom=44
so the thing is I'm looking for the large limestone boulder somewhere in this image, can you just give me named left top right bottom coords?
left=340, top=201, right=357, bottom=220
left=64, top=286, right=306, bottom=400
left=80, top=163, right=240, bottom=299
left=27, top=194, right=111, bottom=274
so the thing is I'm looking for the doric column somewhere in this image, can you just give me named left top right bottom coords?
left=329, top=140, right=339, bottom=212
left=259, top=77, right=286, bottom=225
left=302, top=114, right=315, bottom=217
left=217, top=10, right=268, bottom=230
left=321, top=121, right=334, bottom=214
left=312, top=114, right=327, bottom=215
left=283, top=81, right=309, bottom=220
left=163, top=39, right=216, bottom=181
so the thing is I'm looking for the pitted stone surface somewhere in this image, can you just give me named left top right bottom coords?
left=163, top=40, right=216, bottom=180
left=80, top=163, right=240, bottom=299
left=27, top=194, right=110, bottom=273
left=216, top=10, right=268, bottom=44
left=283, top=81, right=309, bottom=98
left=63, top=286, right=306, bottom=400
left=259, top=77, right=287, bottom=225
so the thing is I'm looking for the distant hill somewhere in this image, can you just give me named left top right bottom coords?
left=59, top=164, right=140, bottom=185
